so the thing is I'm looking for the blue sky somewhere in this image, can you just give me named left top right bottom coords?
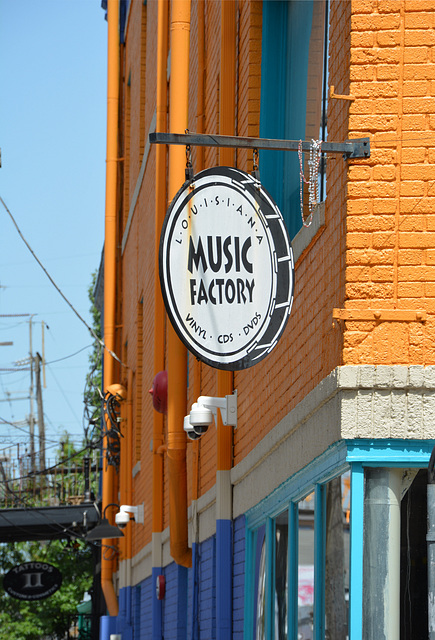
left=0, top=0, right=108, bottom=466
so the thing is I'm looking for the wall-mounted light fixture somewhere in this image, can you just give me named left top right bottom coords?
left=149, top=371, right=168, bottom=414
left=85, top=503, right=124, bottom=541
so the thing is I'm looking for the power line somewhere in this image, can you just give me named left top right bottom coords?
left=45, top=343, right=93, bottom=365
left=0, top=196, right=126, bottom=368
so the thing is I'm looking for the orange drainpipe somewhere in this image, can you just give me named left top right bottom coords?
left=167, top=0, right=192, bottom=569
left=102, top=0, right=120, bottom=617
left=152, top=0, right=169, bottom=557
left=124, top=370, right=133, bottom=559
left=191, top=0, right=205, bottom=504
left=217, top=0, right=236, bottom=471
left=216, top=7, right=236, bottom=638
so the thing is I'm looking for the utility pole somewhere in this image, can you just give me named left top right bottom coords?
left=28, top=316, right=36, bottom=476
left=35, top=352, right=45, bottom=474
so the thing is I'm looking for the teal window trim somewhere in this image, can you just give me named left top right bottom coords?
left=260, top=0, right=326, bottom=239
left=314, top=484, right=325, bottom=640
left=346, top=438, right=435, bottom=466
left=259, top=0, right=288, bottom=224
left=288, top=503, right=298, bottom=639
left=244, top=438, right=435, bottom=640
left=245, top=441, right=348, bottom=531
left=265, top=518, right=274, bottom=640
left=349, top=462, right=364, bottom=640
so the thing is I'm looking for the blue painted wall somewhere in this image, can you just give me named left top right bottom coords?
left=129, top=520, right=246, bottom=640
left=198, top=536, right=216, bottom=639
left=233, top=515, right=246, bottom=640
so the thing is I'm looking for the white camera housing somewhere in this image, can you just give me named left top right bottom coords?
left=115, top=504, right=144, bottom=529
left=115, top=510, right=130, bottom=529
left=183, top=415, right=202, bottom=440
left=184, top=392, right=238, bottom=440
left=189, top=403, right=214, bottom=428
left=189, top=392, right=237, bottom=429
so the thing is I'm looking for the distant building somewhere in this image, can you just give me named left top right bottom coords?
left=96, top=1, right=435, bottom=639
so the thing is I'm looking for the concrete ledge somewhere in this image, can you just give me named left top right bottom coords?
left=232, top=365, right=435, bottom=517
left=129, top=365, right=435, bottom=584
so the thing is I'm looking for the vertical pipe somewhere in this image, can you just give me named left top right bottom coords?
left=349, top=462, right=364, bottom=640
left=152, top=1, right=169, bottom=638
left=167, top=0, right=192, bottom=569
left=314, top=484, right=326, bottom=640
left=428, top=483, right=435, bottom=640
left=363, top=468, right=401, bottom=640
left=192, top=0, right=205, bottom=504
left=288, top=503, right=299, bottom=640
left=125, top=371, right=134, bottom=625
left=102, top=0, right=120, bottom=618
left=216, top=5, right=236, bottom=640
left=427, top=448, right=435, bottom=639
left=265, top=517, right=274, bottom=640
left=117, top=389, right=130, bottom=633
left=190, top=4, right=205, bottom=636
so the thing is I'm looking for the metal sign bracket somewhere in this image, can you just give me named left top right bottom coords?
left=149, top=132, right=370, bottom=159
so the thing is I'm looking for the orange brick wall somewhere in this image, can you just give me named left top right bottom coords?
left=116, top=0, right=435, bottom=556
left=345, top=0, right=435, bottom=364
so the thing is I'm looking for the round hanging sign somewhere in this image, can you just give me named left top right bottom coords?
left=159, top=166, right=294, bottom=370
left=3, top=562, right=62, bottom=601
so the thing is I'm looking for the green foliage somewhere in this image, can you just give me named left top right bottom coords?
left=0, top=539, right=93, bottom=640
left=83, top=270, right=103, bottom=442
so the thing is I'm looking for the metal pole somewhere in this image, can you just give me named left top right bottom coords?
left=28, top=317, right=36, bottom=476
left=363, top=468, right=401, bottom=640
left=149, top=131, right=371, bottom=159
left=35, top=353, right=45, bottom=474
left=427, top=447, right=435, bottom=639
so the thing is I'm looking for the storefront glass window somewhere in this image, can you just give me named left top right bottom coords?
left=325, top=474, right=349, bottom=640
left=298, top=493, right=314, bottom=639
left=275, top=511, right=288, bottom=640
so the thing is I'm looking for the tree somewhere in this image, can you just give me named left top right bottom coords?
left=0, top=538, right=93, bottom=639
left=83, top=270, right=103, bottom=445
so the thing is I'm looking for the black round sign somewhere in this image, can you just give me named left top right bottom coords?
left=3, top=562, right=62, bottom=601
left=159, top=166, right=294, bottom=370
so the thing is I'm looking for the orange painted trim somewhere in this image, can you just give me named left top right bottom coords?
left=217, top=0, right=236, bottom=474
left=191, top=0, right=205, bottom=505
left=101, top=0, right=120, bottom=617
left=152, top=0, right=169, bottom=539
left=195, top=0, right=205, bottom=170
left=123, top=370, right=133, bottom=560
left=219, top=0, right=236, bottom=168
left=167, top=0, right=192, bottom=569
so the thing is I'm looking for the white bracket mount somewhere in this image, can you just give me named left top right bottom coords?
left=191, top=390, right=237, bottom=428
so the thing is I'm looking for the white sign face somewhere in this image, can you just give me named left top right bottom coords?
left=159, top=167, right=294, bottom=370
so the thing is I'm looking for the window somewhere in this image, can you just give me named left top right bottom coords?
left=260, top=0, right=328, bottom=238
left=247, top=464, right=350, bottom=640
left=245, top=440, right=433, bottom=640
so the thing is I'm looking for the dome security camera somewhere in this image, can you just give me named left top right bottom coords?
left=185, top=393, right=238, bottom=440
left=183, top=415, right=202, bottom=440
left=189, top=402, right=214, bottom=428
left=115, top=510, right=130, bottom=529
left=115, top=504, right=144, bottom=529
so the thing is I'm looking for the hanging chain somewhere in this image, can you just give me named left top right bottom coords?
left=298, top=139, right=322, bottom=227
left=253, top=148, right=259, bottom=172
left=185, top=129, right=194, bottom=182
left=252, top=148, right=260, bottom=182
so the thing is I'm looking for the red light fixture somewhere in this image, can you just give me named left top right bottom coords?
left=149, top=370, right=168, bottom=414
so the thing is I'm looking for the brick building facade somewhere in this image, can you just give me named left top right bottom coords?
left=96, top=1, right=435, bottom=638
